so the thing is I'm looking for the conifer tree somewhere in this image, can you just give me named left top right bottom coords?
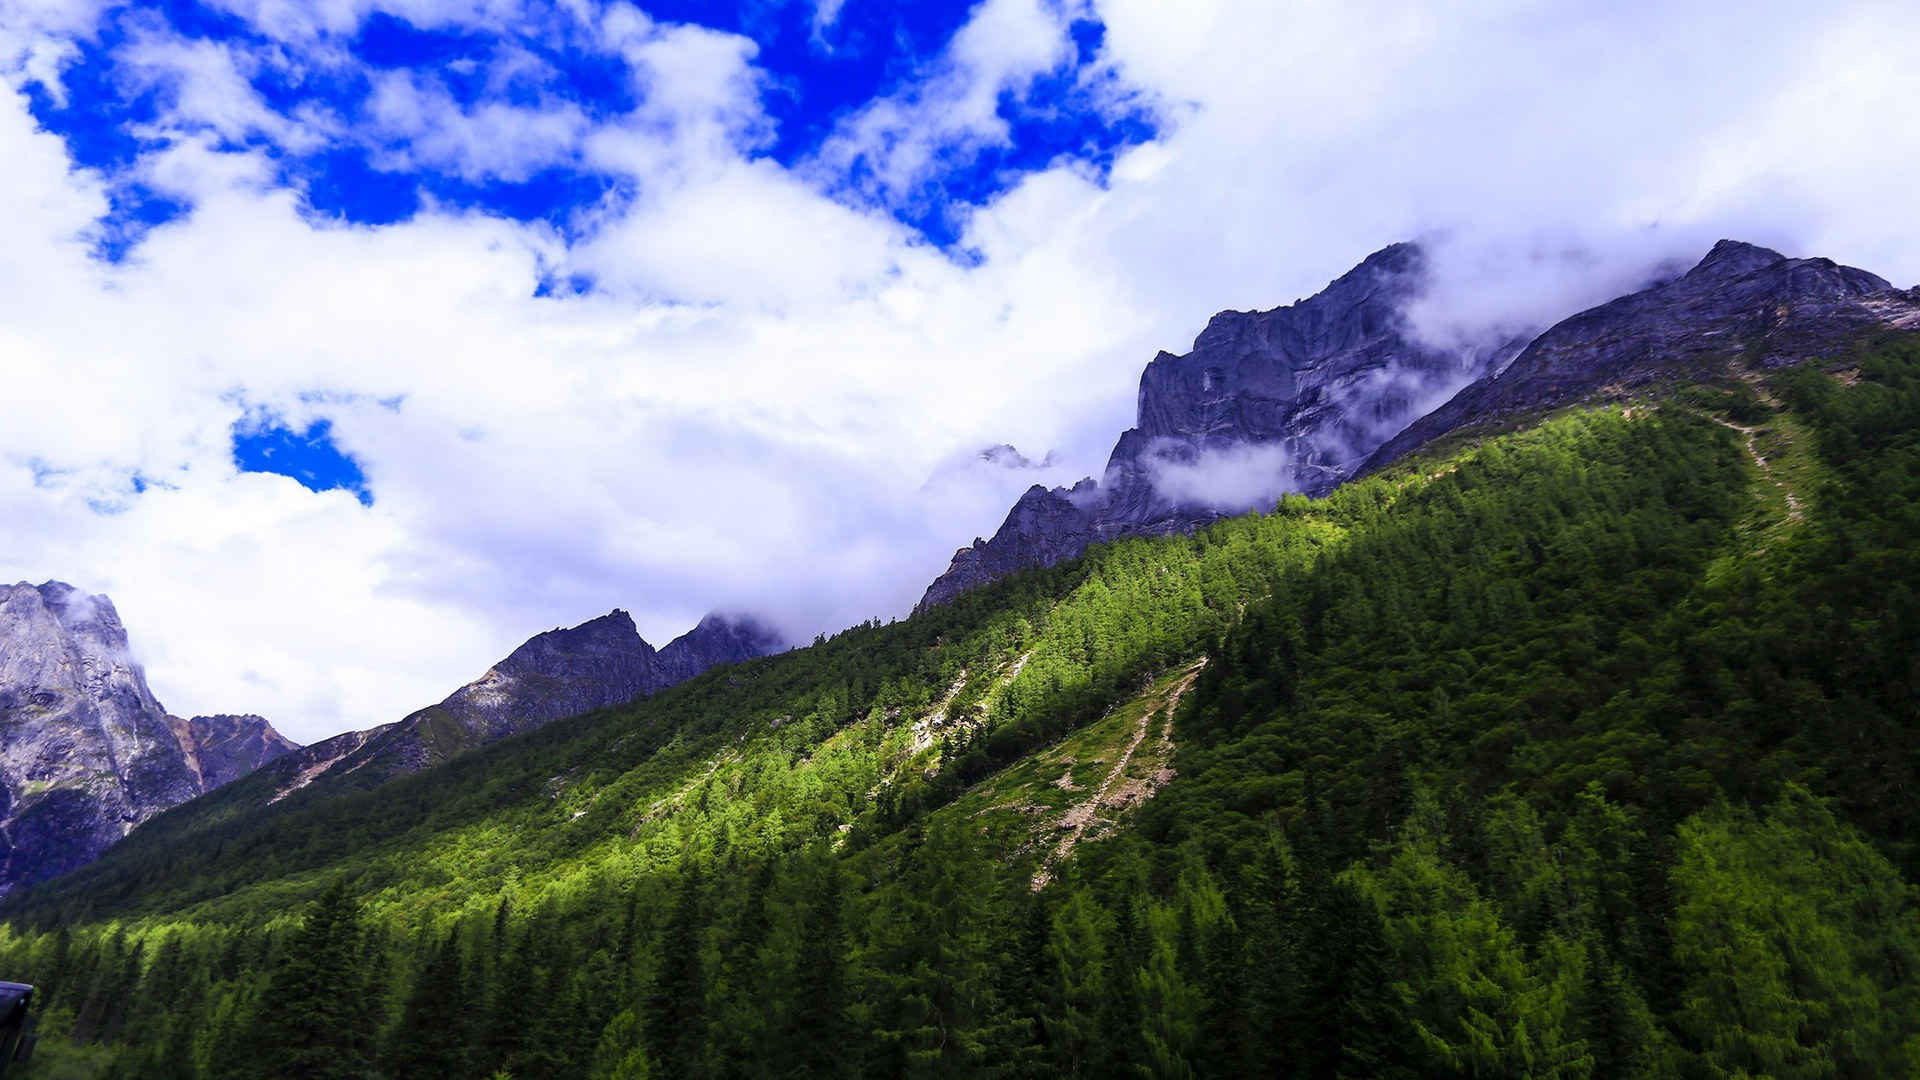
left=645, top=867, right=710, bottom=1079
left=385, top=926, right=475, bottom=1078
left=251, top=878, right=377, bottom=1080
left=71, top=929, right=129, bottom=1043
left=998, top=890, right=1056, bottom=1078
left=781, top=857, right=851, bottom=1079
left=1044, top=887, right=1111, bottom=1077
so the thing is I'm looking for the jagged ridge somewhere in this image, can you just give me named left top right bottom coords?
left=1364, top=240, right=1920, bottom=470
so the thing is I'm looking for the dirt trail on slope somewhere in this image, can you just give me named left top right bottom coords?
left=1709, top=414, right=1802, bottom=517
left=1707, top=373, right=1804, bottom=523
left=1031, top=658, right=1206, bottom=890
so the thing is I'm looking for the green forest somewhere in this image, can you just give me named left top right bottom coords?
left=4, top=336, right=1919, bottom=1078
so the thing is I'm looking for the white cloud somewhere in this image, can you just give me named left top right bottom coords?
left=195, top=0, right=525, bottom=41
left=0, top=0, right=107, bottom=94
left=365, top=68, right=591, bottom=182
left=809, top=0, right=848, bottom=44
left=3, top=0, right=1919, bottom=747
left=116, top=24, right=334, bottom=151
left=807, top=0, right=1087, bottom=213
left=1145, top=441, right=1293, bottom=514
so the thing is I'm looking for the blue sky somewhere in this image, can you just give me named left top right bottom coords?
left=232, top=414, right=373, bottom=504
left=30, top=0, right=1155, bottom=258
left=3, top=0, right=1915, bottom=740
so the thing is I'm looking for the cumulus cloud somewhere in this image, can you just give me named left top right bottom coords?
left=116, top=24, right=334, bottom=151
left=363, top=67, right=592, bottom=182
left=2, top=0, right=1918, bottom=745
left=807, top=0, right=1090, bottom=216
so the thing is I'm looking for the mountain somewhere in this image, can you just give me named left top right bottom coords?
left=922, top=239, right=1920, bottom=609
left=7, top=242, right=1920, bottom=1078
left=1366, top=239, right=1920, bottom=470
left=169, top=714, right=299, bottom=792
left=0, top=582, right=294, bottom=894
left=653, top=611, right=787, bottom=686
left=249, top=608, right=785, bottom=804
left=919, top=241, right=1521, bottom=608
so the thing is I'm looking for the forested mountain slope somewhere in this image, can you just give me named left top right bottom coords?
left=5, top=336, right=1920, bottom=1078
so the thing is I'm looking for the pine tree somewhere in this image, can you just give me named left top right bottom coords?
left=712, top=857, right=775, bottom=1076
left=481, top=902, right=539, bottom=1074
left=645, top=867, right=709, bottom=1080
left=1319, top=881, right=1411, bottom=1080
left=590, top=1007, right=653, bottom=1080
left=1195, top=908, right=1251, bottom=1077
left=252, top=878, right=377, bottom=1080
left=71, top=929, right=129, bottom=1043
left=385, top=926, right=475, bottom=1078
left=1044, top=887, right=1111, bottom=1077
left=780, top=858, right=851, bottom=1079
left=1094, top=892, right=1148, bottom=1075
left=999, top=890, right=1056, bottom=1078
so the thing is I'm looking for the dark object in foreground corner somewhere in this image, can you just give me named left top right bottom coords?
left=0, top=983, right=33, bottom=1074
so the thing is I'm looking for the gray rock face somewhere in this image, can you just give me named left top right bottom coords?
left=259, top=607, right=785, bottom=798
left=1364, top=240, right=1920, bottom=470
left=0, top=582, right=296, bottom=894
left=169, top=714, right=299, bottom=792
left=918, top=481, right=1103, bottom=609
left=919, top=242, right=1518, bottom=608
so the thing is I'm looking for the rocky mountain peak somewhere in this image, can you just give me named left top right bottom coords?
left=399, top=608, right=663, bottom=752
left=921, top=237, right=1920, bottom=611
left=0, top=581, right=293, bottom=894
left=919, top=240, right=1516, bottom=609
left=496, top=608, right=655, bottom=683
left=2, top=584, right=156, bottom=714
left=169, top=713, right=299, bottom=792
left=1138, top=241, right=1435, bottom=444
left=1690, top=238, right=1792, bottom=281
left=1677, top=239, right=1889, bottom=298
left=976, top=444, right=1055, bottom=470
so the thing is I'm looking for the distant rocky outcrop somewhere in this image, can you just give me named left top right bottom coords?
left=168, top=713, right=299, bottom=792
left=920, top=242, right=1519, bottom=608
left=919, top=481, right=1104, bottom=609
left=0, top=582, right=297, bottom=895
left=259, top=608, right=785, bottom=799
left=1364, top=240, right=1920, bottom=470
